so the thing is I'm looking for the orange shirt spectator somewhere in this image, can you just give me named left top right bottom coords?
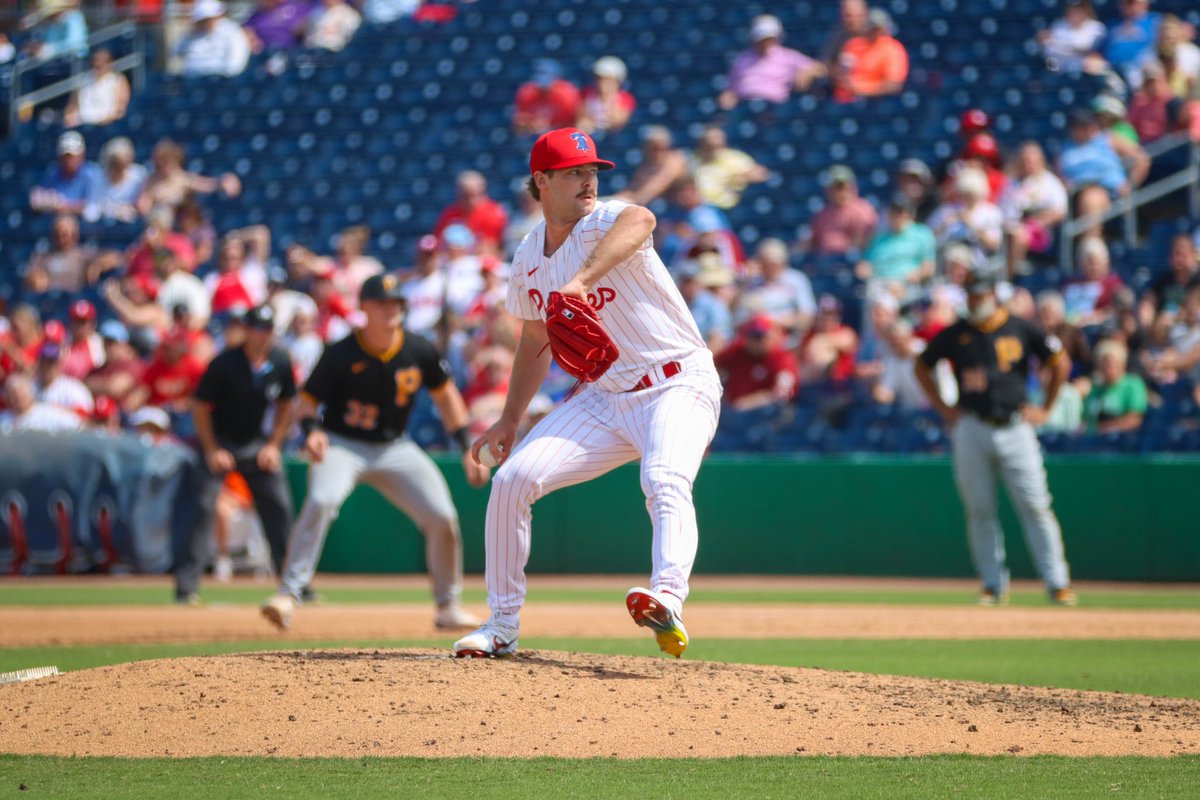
left=433, top=170, right=509, bottom=251
left=834, top=9, right=909, bottom=102
left=513, top=59, right=580, bottom=135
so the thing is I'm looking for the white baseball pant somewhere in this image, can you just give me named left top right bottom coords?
left=484, top=351, right=722, bottom=618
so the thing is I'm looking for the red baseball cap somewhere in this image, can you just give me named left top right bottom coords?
left=43, top=319, right=67, bottom=344
left=93, top=395, right=118, bottom=420
left=960, top=109, right=991, bottom=135
left=529, top=128, right=615, bottom=175
left=69, top=299, right=96, bottom=321
left=963, top=132, right=1000, bottom=164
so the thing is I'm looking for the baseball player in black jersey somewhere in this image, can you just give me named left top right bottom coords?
left=914, top=270, right=1077, bottom=606
left=178, top=304, right=296, bottom=604
left=261, top=273, right=490, bottom=630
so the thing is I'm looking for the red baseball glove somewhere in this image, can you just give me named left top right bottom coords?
left=544, top=291, right=619, bottom=383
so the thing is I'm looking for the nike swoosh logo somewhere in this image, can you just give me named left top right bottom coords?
left=527, top=267, right=539, bottom=277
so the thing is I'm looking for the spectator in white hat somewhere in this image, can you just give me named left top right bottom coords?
left=29, top=131, right=104, bottom=218
left=175, top=0, right=251, bottom=77
left=576, top=56, right=636, bottom=134
left=718, top=14, right=825, bottom=110
left=305, top=0, right=362, bottom=52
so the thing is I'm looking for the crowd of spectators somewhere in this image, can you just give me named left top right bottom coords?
left=2, top=1, right=1199, bottom=453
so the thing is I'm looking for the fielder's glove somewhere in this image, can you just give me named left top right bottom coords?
left=544, top=291, right=619, bottom=383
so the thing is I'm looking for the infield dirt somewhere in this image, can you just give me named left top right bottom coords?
left=2, top=577, right=1198, bottom=759
left=1, top=649, right=1198, bottom=758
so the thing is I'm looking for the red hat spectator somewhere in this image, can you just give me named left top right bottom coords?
left=963, top=133, right=1001, bottom=166
left=43, top=319, right=67, bottom=344
left=740, top=313, right=776, bottom=338
left=93, top=395, right=118, bottom=421
left=717, top=313, right=799, bottom=409
left=69, top=299, right=97, bottom=322
left=961, top=109, right=991, bottom=135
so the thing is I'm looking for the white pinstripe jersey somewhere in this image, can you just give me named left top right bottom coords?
left=507, top=200, right=707, bottom=393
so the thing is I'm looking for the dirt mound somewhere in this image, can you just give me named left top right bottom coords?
left=1, top=649, right=1198, bottom=758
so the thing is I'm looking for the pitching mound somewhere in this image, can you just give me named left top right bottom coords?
left=1, top=649, right=1198, bottom=758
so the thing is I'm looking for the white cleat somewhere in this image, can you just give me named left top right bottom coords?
left=435, top=603, right=481, bottom=631
left=453, top=616, right=519, bottom=658
left=260, top=593, right=295, bottom=631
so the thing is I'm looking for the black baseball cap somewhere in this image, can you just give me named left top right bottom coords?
left=966, top=269, right=999, bottom=294
left=244, top=304, right=276, bottom=330
left=360, top=273, right=406, bottom=303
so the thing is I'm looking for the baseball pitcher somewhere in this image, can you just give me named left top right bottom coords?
left=453, top=128, right=723, bottom=659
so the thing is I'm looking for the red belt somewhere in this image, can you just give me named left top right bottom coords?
left=627, top=361, right=681, bottom=392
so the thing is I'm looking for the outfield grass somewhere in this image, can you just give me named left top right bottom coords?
left=1, top=754, right=1197, bottom=800
left=3, top=638, right=1198, bottom=699
left=1, top=583, right=1197, bottom=609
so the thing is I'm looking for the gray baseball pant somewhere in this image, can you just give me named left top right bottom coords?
left=278, top=432, right=463, bottom=606
left=951, top=414, right=1071, bottom=594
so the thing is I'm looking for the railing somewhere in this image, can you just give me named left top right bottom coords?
left=6, top=19, right=145, bottom=133
left=1058, top=131, right=1200, bottom=271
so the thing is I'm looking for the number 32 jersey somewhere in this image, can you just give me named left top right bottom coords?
left=301, top=330, right=451, bottom=443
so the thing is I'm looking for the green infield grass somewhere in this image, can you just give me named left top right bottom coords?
left=2, top=638, right=1198, bottom=699
left=0, top=754, right=1197, bottom=800
left=1, top=582, right=1197, bottom=609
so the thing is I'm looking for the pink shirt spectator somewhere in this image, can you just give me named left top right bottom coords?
left=810, top=198, right=879, bottom=255
left=727, top=46, right=817, bottom=104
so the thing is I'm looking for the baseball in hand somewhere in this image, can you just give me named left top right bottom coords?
left=478, top=443, right=499, bottom=468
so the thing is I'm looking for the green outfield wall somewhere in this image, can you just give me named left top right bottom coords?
left=285, top=456, right=1200, bottom=582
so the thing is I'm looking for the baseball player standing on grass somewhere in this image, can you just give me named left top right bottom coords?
left=914, top=268, right=1077, bottom=607
left=261, top=273, right=490, bottom=632
left=452, top=128, right=723, bottom=659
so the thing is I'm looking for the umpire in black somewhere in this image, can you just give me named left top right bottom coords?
left=175, top=304, right=297, bottom=603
